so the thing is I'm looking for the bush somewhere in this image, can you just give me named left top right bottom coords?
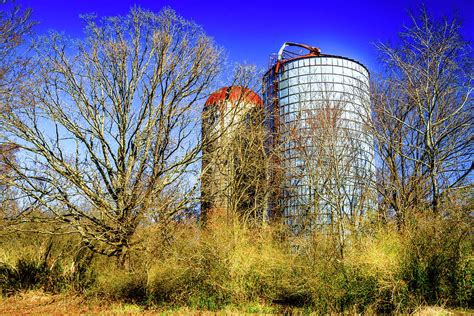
left=400, top=210, right=473, bottom=308
left=0, top=233, right=97, bottom=295
left=0, top=262, right=18, bottom=295
left=93, top=267, right=147, bottom=302
left=0, top=256, right=65, bottom=294
left=145, top=210, right=299, bottom=309
left=1, top=205, right=471, bottom=313
left=342, top=226, right=409, bottom=313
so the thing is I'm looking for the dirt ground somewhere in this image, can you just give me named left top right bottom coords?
left=0, top=291, right=159, bottom=315
left=1, top=291, right=472, bottom=315
left=0, top=291, right=250, bottom=315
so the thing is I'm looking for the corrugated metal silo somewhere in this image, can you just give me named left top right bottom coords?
left=263, top=43, right=375, bottom=233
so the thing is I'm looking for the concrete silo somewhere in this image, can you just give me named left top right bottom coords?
left=263, top=43, right=375, bottom=233
left=201, top=86, right=265, bottom=222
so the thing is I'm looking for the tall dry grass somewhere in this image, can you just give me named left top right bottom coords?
left=0, top=206, right=472, bottom=313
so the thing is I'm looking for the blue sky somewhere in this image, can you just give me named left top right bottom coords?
left=18, top=0, right=474, bottom=74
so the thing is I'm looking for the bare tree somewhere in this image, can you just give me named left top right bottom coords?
left=0, top=7, right=223, bottom=263
left=200, top=66, right=269, bottom=225
left=227, top=108, right=268, bottom=224
left=206, top=99, right=268, bottom=224
left=372, top=9, right=473, bottom=224
left=0, top=0, right=34, bottom=214
left=0, top=0, right=33, bottom=104
left=286, top=84, right=375, bottom=255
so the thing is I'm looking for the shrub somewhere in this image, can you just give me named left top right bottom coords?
left=342, top=226, right=409, bottom=313
left=400, top=210, right=473, bottom=308
left=93, top=267, right=147, bottom=302
left=1, top=205, right=471, bottom=312
left=145, top=211, right=299, bottom=309
left=0, top=256, right=65, bottom=294
left=0, top=233, right=97, bottom=295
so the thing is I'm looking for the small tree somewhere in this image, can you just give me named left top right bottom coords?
left=200, top=66, right=269, bottom=225
left=288, top=84, right=375, bottom=255
left=372, top=9, right=473, bottom=224
left=0, top=7, right=223, bottom=263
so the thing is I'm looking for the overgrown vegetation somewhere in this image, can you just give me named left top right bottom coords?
left=0, top=205, right=472, bottom=313
left=0, top=2, right=472, bottom=314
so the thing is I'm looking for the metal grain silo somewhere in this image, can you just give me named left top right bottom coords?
left=201, top=86, right=264, bottom=222
left=263, top=43, right=375, bottom=233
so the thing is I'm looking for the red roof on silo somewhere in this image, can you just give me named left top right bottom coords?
left=205, top=86, right=263, bottom=107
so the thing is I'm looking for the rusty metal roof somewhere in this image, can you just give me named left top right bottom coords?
left=205, top=86, right=263, bottom=107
